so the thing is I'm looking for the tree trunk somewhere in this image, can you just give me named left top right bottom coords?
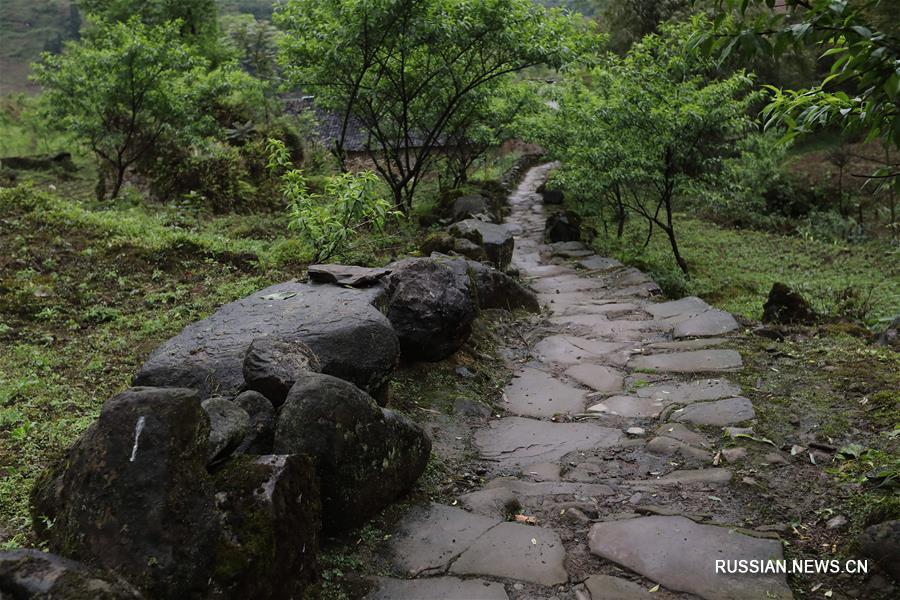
left=109, top=163, right=127, bottom=199
left=663, top=194, right=688, bottom=274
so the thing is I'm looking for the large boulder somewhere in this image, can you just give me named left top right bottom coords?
left=537, top=182, right=564, bottom=205
left=448, top=219, right=514, bottom=269
left=544, top=211, right=581, bottom=243
left=242, top=337, right=321, bottom=406
left=211, top=455, right=321, bottom=598
left=134, top=281, right=399, bottom=398
left=762, top=282, right=817, bottom=325
left=0, top=549, right=145, bottom=599
left=859, top=519, right=900, bottom=581
left=450, top=193, right=493, bottom=222
left=452, top=258, right=540, bottom=313
left=384, top=258, right=477, bottom=361
left=31, top=387, right=219, bottom=598
left=274, top=373, right=431, bottom=532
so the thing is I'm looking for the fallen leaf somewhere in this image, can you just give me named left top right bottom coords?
left=261, top=291, right=297, bottom=300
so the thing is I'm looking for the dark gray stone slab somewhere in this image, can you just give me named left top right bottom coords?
left=564, top=364, right=625, bottom=393
left=587, top=395, right=667, bottom=419
left=504, top=367, right=586, bottom=417
left=390, top=504, right=499, bottom=576
left=533, top=335, right=632, bottom=367
left=673, top=310, right=739, bottom=338
left=367, top=576, right=509, bottom=600
left=645, top=296, right=709, bottom=319
left=476, top=417, right=622, bottom=468
left=307, top=264, right=391, bottom=287
left=135, top=282, right=398, bottom=398
left=450, top=522, right=567, bottom=585
left=577, top=256, right=624, bottom=271
left=530, top=274, right=605, bottom=294
left=673, top=397, right=755, bottom=426
left=628, top=350, right=743, bottom=373
left=584, top=574, right=655, bottom=599
left=588, top=516, right=793, bottom=600
left=485, top=476, right=615, bottom=498
left=635, top=379, right=742, bottom=404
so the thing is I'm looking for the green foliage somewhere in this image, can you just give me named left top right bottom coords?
left=267, top=139, right=398, bottom=262
left=31, top=18, right=211, bottom=199
left=532, top=19, right=756, bottom=273
left=600, top=0, right=691, bottom=53
left=275, top=0, right=591, bottom=209
left=442, top=80, right=543, bottom=187
left=697, top=132, right=827, bottom=230
left=77, top=0, right=221, bottom=56
left=698, top=0, right=900, bottom=170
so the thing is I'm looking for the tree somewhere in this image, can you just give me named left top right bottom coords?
left=601, top=0, right=691, bottom=54
left=275, top=0, right=588, bottom=211
left=533, top=20, right=755, bottom=273
left=32, top=19, right=209, bottom=199
left=442, top=80, right=541, bottom=187
left=696, top=0, right=900, bottom=175
left=76, top=0, right=219, bottom=40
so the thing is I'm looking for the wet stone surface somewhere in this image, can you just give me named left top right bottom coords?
left=379, top=164, right=793, bottom=600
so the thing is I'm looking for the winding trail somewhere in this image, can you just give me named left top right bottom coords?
left=369, top=164, right=795, bottom=600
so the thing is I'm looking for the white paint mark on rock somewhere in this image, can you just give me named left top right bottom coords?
left=129, top=416, right=146, bottom=463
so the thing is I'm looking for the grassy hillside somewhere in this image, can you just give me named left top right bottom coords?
left=0, top=0, right=76, bottom=95
left=0, top=0, right=277, bottom=95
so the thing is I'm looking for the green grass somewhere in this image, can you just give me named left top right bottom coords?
left=0, top=178, right=432, bottom=549
left=591, top=214, right=900, bottom=324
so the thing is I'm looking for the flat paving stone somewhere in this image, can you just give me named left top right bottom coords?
left=588, top=516, right=793, bottom=600
left=367, top=576, right=509, bottom=600
left=504, top=367, right=586, bottom=417
left=577, top=256, right=624, bottom=271
left=390, top=504, right=499, bottom=575
left=645, top=296, right=711, bottom=320
left=673, top=397, right=755, bottom=426
left=554, top=247, right=594, bottom=258
left=550, top=314, right=661, bottom=340
left=564, top=364, right=625, bottom=393
left=628, top=350, right=743, bottom=373
left=476, top=417, right=623, bottom=468
left=587, top=395, right=666, bottom=418
left=530, top=274, right=606, bottom=294
left=550, top=241, right=587, bottom=252
left=635, top=379, right=743, bottom=404
left=458, top=488, right=521, bottom=519
left=637, top=468, right=733, bottom=485
left=584, top=574, right=655, bottom=599
left=485, top=476, right=615, bottom=498
left=673, top=310, right=739, bottom=338
left=523, top=462, right=562, bottom=481
left=645, top=436, right=712, bottom=461
left=533, top=335, right=632, bottom=367
left=647, top=338, right=729, bottom=351
left=655, top=423, right=712, bottom=447
left=450, top=522, right=568, bottom=585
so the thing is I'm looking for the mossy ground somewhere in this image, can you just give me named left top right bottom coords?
left=585, top=207, right=898, bottom=595
left=0, top=167, right=430, bottom=550
left=589, top=213, right=899, bottom=325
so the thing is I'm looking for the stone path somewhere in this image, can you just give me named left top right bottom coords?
left=368, top=164, right=794, bottom=599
